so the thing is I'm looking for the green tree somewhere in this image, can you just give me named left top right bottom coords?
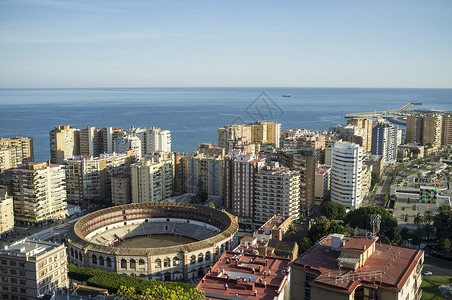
left=344, top=206, right=397, bottom=236
left=320, top=201, right=346, bottom=220
left=371, top=171, right=381, bottom=187
left=194, top=179, right=208, bottom=204
left=307, top=216, right=349, bottom=243
left=434, top=205, right=452, bottom=241
left=439, top=238, right=451, bottom=255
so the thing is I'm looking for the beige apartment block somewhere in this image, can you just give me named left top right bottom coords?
left=254, top=165, right=300, bottom=223
left=0, top=146, right=22, bottom=174
left=64, top=151, right=135, bottom=205
left=0, top=137, right=34, bottom=163
left=0, top=187, right=14, bottom=238
left=131, top=157, right=173, bottom=203
left=442, top=114, right=452, bottom=145
left=9, top=162, right=67, bottom=225
left=314, top=166, right=330, bottom=205
left=0, top=239, right=69, bottom=300
left=111, top=174, right=131, bottom=206
left=218, top=121, right=281, bottom=153
left=49, top=124, right=80, bottom=165
left=181, top=149, right=225, bottom=197
left=347, top=117, right=373, bottom=152
left=423, top=113, right=442, bottom=148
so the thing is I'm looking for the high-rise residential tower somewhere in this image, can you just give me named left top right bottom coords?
left=331, top=142, right=364, bottom=210
left=131, top=156, right=173, bottom=203
left=49, top=125, right=80, bottom=165
left=254, top=164, right=300, bottom=223
left=0, top=137, right=34, bottom=163
left=442, top=113, right=452, bottom=145
left=9, top=162, right=67, bottom=225
left=371, top=121, right=400, bottom=164
left=224, top=151, right=265, bottom=219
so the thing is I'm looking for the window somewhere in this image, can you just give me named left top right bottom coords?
left=19, top=263, right=25, bottom=269
left=0, top=260, right=6, bottom=265
left=0, top=268, right=6, bottom=274
left=11, top=278, right=17, bottom=284
left=2, top=277, right=7, bottom=282
left=99, top=256, right=104, bottom=266
left=106, top=257, right=112, bottom=267
left=10, top=261, right=16, bottom=267
left=19, top=271, right=25, bottom=277
left=130, top=259, right=136, bottom=269
left=121, top=259, right=127, bottom=269
left=155, top=259, right=162, bottom=269
left=20, top=280, right=26, bottom=285
left=164, top=258, right=170, bottom=268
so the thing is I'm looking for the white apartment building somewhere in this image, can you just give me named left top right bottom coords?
left=330, top=142, right=363, bottom=211
left=254, top=165, right=300, bottom=223
left=10, top=162, right=67, bottom=225
left=131, top=157, right=173, bottom=202
left=0, top=187, right=14, bottom=238
left=0, top=239, right=69, bottom=299
left=113, top=133, right=142, bottom=158
left=126, top=126, right=171, bottom=156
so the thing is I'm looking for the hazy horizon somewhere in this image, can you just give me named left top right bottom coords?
left=1, top=0, right=451, bottom=89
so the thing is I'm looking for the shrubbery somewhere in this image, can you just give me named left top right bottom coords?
left=67, top=265, right=205, bottom=299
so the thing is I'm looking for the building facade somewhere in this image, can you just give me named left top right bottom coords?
left=346, top=118, right=373, bottom=153
left=371, top=121, right=400, bottom=164
left=0, top=239, right=69, bottom=300
left=111, top=174, right=131, bottom=206
left=131, top=157, right=173, bottom=203
left=9, top=162, right=67, bottom=225
left=181, top=151, right=225, bottom=197
left=224, top=151, right=265, bottom=219
left=291, top=234, right=424, bottom=300
left=331, top=142, right=364, bottom=210
left=49, top=125, right=80, bottom=165
left=442, top=114, right=452, bottom=145
left=0, top=187, right=14, bottom=238
left=0, top=137, right=34, bottom=163
left=314, top=166, right=331, bottom=205
left=254, top=165, right=300, bottom=223
left=65, top=152, right=135, bottom=204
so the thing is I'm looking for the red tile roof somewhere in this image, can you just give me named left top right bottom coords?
left=291, top=234, right=423, bottom=294
left=197, top=251, right=291, bottom=300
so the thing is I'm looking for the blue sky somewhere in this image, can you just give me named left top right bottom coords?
left=1, top=0, right=451, bottom=88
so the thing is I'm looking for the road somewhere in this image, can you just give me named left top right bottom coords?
left=423, top=256, right=452, bottom=277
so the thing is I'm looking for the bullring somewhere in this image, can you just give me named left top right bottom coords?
left=67, top=202, right=239, bottom=281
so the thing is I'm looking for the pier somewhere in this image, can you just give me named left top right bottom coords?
left=345, top=102, right=422, bottom=118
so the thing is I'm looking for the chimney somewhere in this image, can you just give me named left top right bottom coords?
left=254, top=289, right=257, bottom=296
left=363, top=245, right=366, bottom=250
left=224, top=284, right=228, bottom=290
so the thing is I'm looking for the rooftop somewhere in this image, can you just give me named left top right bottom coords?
left=291, top=234, right=423, bottom=294
left=197, top=251, right=291, bottom=300
left=1, top=238, right=63, bottom=258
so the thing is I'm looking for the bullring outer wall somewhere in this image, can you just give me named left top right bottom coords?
left=67, top=202, right=239, bottom=281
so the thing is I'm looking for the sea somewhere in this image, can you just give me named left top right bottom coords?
left=0, top=87, right=451, bottom=162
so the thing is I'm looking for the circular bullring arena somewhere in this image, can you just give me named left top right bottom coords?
left=67, top=202, right=238, bottom=281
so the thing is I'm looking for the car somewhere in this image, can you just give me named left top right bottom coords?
left=422, top=271, right=432, bottom=276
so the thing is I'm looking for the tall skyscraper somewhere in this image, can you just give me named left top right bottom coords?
left=224, top=151, right=265, bottom=218
left=371, top=121, right=400, bottom=164
left=9, top=162, right=67, bottom=225
left=49, top=125, right=80, bottom=165
left=0, top=145, right=22, bottom=173
left=331, top=142, right=363, bottom=210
